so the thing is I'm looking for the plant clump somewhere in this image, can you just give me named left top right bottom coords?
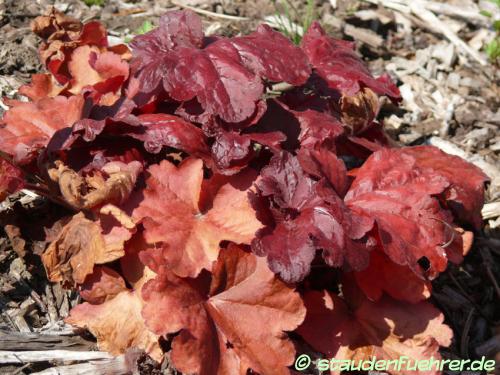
left=0, top=8, right=489, bottom=375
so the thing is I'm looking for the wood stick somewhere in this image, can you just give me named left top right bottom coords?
left=0, top=350, right=113, bottom=364
left=171, top=1, right=249, bottom=21
left=361, top=0, right=488, bottom=65
left=31, top=357, right=129, bottom=375
left=409, top=1, right=487, bottom=66
left=0, top=331, right=92, bottom=352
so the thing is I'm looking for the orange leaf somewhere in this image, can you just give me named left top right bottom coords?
left=141, top=244, right=305, bottom=375
left=18, top=73, right=65, bottom=100
left=133, top=158, right=263, bottom=277
left=354, top=249, right=431, bottom=304
left=0, top=95, right=84, bottom=164
left=48, top=160, right=142, bottom=210
left=68, top=46, right=129, bottom=95
left=66, top=240, right=160, bottom=359
left=66, top=289, right=162, bottom=361
left=298, top=287, right=452, bottom=375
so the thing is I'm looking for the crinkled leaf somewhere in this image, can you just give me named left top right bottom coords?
left=67, top=289, right=162, bottom=361
left=48, top=160, right=142, bottom=210
left=68, top=46, right=129, bottom=98
left=340, top=87, right=379, bottom=135
left=298, top=146, right=349, bottom=197
left=295, top=109, right=344, bottom=149
left=301, top=22, right=400, bottom=100
left=42, top=205, right=135, bottom=286
left=31, top=8, right=82, bottom=41
left=130, top=10, right=310, bottom=123
left=252, top=152, right=373, bottom=282
left=79, top=265, right=128, bottom=304
left=257, top=151, right=315, bottom=211
left=402, top=146, right=488, bottom=229
left=63, top=109, right=211, bottom=160
left=346, top=147, right=484, bottom=278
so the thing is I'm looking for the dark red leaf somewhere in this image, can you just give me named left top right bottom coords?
left=130, top=10, right=310, bottom=123
left=0, top=159, right=25, bottom=201
left=301, top=22, right=400, bottom=101
left=252, top=152, right=374, bottom=282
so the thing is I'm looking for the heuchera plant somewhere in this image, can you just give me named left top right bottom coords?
left=0, top=8, right=489, bottom=375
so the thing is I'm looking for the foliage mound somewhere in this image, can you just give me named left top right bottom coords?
left=0, top=8, right=489, bottom=375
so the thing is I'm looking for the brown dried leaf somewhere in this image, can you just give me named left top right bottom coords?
left=42, top=206, right=135, bottom=286
left=49, top=161, right=142, bottom=210
left=340, top=88, right=379, bottom=134
left=31, top=8, right=82, bottom=41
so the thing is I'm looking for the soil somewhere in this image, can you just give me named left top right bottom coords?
left=0, top=0, right=499, bottom=374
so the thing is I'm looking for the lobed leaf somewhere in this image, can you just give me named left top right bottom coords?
left=0, top=95, right=84, bottom=164
left=130, top=10, right=310, bottom=124
left=141, top=244, right=305, bottom=375
left=301, top=22, right=401, bottom=100
left=133, top=158, right=263, bottom=277
left=298, top=286, right=452, bottom=375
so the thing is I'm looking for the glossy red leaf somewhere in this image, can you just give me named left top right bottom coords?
left=130, top=10, right=310, bottom=123
left=345, top=147, right=468, bottom=279
left=252, top=152, right=374, bottom=282
left=301, top=22, right=400, bottom=100
left=402, top=146, right=488, bottom=229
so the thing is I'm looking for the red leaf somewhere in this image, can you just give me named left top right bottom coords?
left=298, top=146, right=349, bottom=197
left=252, top=152, right=374, bottom=282
left=212, top=131, right=253, bottom=175
left=252, top=212, right=317, bottom=284
left=130, top=10, right=310, bottom=123
left=141, top=244, right=305, bottom=375
left=0, top=159, right=24, bottom=201
left=64, top=108, right=211, bottom=160
left=295, top=109, right=345, bottom=149
left=354, top=249, right=432, bottom=304
left=345, top=147, right=486, bottom=278
left=301, top=22, right=400, bottom=100
left=402, top=146, right=488, bottom=229
left=136, top=113, right=210, bottom=157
